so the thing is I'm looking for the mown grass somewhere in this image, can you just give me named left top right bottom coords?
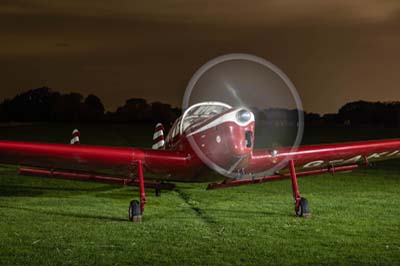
left=0, top=124, right=399, bottom=265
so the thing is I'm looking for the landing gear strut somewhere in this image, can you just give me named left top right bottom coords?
left=289, top=160, right=310, bottom=218
left=128, top=160, right=146, bottom=222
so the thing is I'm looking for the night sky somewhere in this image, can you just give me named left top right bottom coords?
left=1, top=1, right=400, bottom=114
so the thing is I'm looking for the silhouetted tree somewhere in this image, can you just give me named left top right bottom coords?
left=52, top=92, right=84, bottom=122
left=84, top=95, right=105, bottom=114
left=338, top=101, right=400, bottom=127
left=322, top=113, right=340, bottom=125
left=2, top=87, right=56, bottom=121
left=0, top=101, right=6, bottom=122
left=151, top=102, right=179, bottom=125
left=16, top=87, right=400, bottom=128
left=305, top=112, right=322, bottom=126
left=115, top=98, right=151, bottom=122
left=80, top=94, right=105, bottom=122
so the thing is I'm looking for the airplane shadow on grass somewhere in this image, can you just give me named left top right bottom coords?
left=0, top=204, right=127, bottom=222
left=205, top=208, right=279, bottom=217
left=0, top=203, right=287, bottom=224
left=161, top=207, right=281, bottom=225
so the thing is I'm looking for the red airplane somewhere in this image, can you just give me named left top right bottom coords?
left=1, top=101, right=399, bottom=222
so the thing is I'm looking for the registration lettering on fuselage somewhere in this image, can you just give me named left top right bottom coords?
left=303, top=150, right=400, bottom=168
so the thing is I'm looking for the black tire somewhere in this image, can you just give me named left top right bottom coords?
left=296, top=197, right=310, bottom=217
left=128, top=200, right=141, bottom=221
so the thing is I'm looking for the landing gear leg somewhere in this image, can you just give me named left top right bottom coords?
left=289, top=160, right=310, bottom=218
left=128, top=160, right=146, bottom=222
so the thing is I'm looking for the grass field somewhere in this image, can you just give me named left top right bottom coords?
left=0, top=124, right=399, bottom=265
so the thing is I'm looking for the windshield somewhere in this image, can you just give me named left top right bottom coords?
left=180, top=102, right=232, bottom=134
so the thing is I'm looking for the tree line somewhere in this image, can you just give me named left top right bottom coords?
left=0, top=87, right=399, bottom=127
left=305, top=101, right=400, bottom=127
left=0, top=87, right=181, bottom=125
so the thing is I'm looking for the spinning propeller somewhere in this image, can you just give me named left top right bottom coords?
left=182, top=54, right=304, bottom=179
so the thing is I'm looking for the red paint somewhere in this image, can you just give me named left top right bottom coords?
left=20, top=167, right=132, bottom=184
left=249, top=139, right=400, bottom=174
left=207, top=164, right=359, bottom=189
left=137, top=160, right=146, bottom=213
left=19, top=167, right=175, bottom=189
left=289, top=160, right=300, bottom=201
left=0, top=141, right=194, bottom=180
left=187, top=121, right=254, bottom=172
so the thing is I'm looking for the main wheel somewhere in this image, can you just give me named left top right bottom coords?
left=295, top=197, right=310, bottom=217
left=128, top=200, right=141, bottom=222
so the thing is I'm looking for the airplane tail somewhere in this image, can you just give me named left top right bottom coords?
left=70, top=129, right=80, bottom=144
left=152, top=123, right=165, bottom=150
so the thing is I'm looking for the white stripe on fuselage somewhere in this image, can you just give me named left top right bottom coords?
left=186, top=109, right=254, bottom=137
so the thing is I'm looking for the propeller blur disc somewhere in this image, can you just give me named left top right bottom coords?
left=183, top=54, right=304, bottom=179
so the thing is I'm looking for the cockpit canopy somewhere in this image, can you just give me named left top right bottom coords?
left=180, top=102, right=232, bottom=134
left=166, top=102, right=232, bottom=142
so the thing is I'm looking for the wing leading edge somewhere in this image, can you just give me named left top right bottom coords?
left=249, top=139, right=400, bottom=173
left=0, top=140, right=191, bottom=180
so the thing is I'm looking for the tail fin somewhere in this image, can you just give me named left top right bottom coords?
left=70, top=129, right=80, bottom=145
left=152, top=123, right=165, bottom=150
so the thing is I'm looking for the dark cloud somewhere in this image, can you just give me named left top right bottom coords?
left=1, top=0, right=400, bottom=114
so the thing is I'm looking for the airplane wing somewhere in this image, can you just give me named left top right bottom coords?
left=208, top=139, right=400, bottom=190
left=0, top=140, right=189, bottom=180
left=249, top=139, right=400, bottom=174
